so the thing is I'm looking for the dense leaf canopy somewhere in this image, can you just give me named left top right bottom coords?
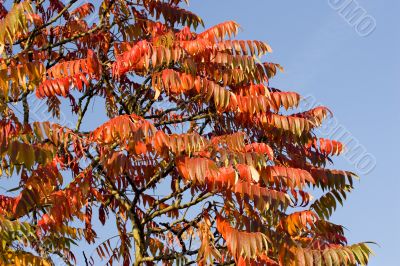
left=0, top=0, right=372, bottom=265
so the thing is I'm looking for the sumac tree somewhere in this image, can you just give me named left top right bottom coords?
left=0, top=0, right=373, bottom=265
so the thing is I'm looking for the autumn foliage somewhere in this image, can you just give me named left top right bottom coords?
left=0, top=0, right=373, bottom=265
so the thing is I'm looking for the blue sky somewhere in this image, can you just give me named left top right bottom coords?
left=186, top=0, right=399, bottom=265
left=64, top=1, right=398, bottom=264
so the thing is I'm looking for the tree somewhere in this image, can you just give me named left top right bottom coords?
left=0, top=0, right=373, bottom=265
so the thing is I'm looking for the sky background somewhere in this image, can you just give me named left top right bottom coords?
left=184, top=0, right=399, bottom=265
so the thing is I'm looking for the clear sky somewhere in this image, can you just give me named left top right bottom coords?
left=184, top=0, right=399, bottom=265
